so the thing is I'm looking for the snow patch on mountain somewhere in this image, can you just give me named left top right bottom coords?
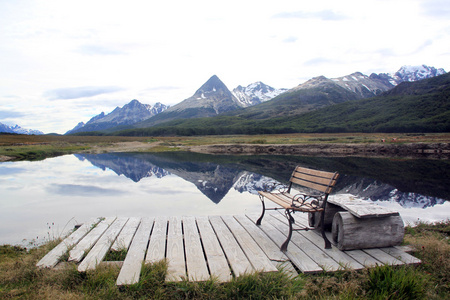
left=0, top=122, right=44, bottom=135
left=232, top=81, right=287, bottom=107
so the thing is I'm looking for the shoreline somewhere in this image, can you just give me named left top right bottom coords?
left=186, top=142, right=450, bottom=159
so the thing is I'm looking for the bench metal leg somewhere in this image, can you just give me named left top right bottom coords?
left=256, top=195, right=266, bottom=225
left=280, top=209, right=294, bottom=252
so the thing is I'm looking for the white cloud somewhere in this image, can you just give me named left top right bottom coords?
left=0, top=0, right=449, bottom=133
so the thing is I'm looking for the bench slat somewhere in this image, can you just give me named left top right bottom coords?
left=290, top=177, right=334, bottom=193
left=295, top=167, right=337, bottom=179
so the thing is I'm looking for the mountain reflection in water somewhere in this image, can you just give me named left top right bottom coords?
left=76, top=152, right=449, bottom=209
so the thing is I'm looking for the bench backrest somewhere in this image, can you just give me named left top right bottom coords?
left=288, top=166, right=339, bottom=195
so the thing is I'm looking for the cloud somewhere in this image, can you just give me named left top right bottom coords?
left=282, top=36, right=298, bottom=43
left=0, top=110, right=26, bottom=120
left=273, top=10, right=348, bottom=21
left=77, top=44, right=128, bottom=56
left=303, top=57, right=335, bottom=66
left=44, top=86, right=124, bottom=100
left=47, top=184, right=126, bottom=197
left=420, top=0, right=450, bottom=18
left=144, top=86, right=181, bottom=92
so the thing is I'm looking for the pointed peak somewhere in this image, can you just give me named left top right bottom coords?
left=195, top=75, right=229, bottom=94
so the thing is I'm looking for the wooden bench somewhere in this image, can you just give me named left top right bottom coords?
left=257, top=166, right=339, bottom=251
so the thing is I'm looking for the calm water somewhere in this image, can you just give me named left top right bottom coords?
left=1, top=152, right=449, bottom=246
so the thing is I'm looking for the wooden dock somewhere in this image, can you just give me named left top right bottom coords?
left=37, top=211, right=421, bottom=285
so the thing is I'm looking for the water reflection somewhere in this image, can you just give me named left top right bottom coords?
left=0, top=152, right=449, bottom=246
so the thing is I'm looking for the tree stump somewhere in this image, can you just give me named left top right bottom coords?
left=331, top=211, right=404, bottom=250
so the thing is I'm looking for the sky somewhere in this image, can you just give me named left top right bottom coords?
left=1, top=0, right=449, bottom=134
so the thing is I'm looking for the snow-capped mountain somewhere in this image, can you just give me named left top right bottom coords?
left=393, top=65, right=446, bottom=82
left=0, top=122, right=44, bottom=135
left=66, top=99, right=169, bottom=134
left=292, top=64, right=447, bottom=99
left=232, top=82, right=287, bottom=107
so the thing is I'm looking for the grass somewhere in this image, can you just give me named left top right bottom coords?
left=2, top=132, right=450, bottom=161
left=1, top=220, right=449, bottom=299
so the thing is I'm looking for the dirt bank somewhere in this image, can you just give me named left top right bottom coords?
left=186, top=142, right=450, bottom=159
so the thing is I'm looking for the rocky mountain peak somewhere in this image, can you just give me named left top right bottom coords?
left=232, top=81, right=287, bottom=107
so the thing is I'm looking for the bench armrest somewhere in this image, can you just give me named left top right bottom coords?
left=291, top=193, right=323, bottom=210
left=262, top=181, right=289, bottom=193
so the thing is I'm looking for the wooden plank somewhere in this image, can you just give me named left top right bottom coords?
left=221, top=215, right=278, bottom=273
left=380, top=247, right=421, bottom=265
left=295, top=166, right=337, bottom=179
left=182, top=216, right=210, bottom=281
left=344, top=249, right=383, bottom=267
left=116, top=217, right=154, bottom=286
left=145, top=216, right=168, bottom=264
left=247, top=213, right=323, bottom=273
left=328, top=194, right=399, bottom=218
left=196, top=216, right=232, bottom=282
left=165, top=216, right=186, bottom=282
left=78, top=217, right=129, bottom=272
left=362, top=248, right=404, bottom=266
left=209, top=215, right=253, bottom=276
left=235, top=214, right=288, bottom=262
left=271, top=212, right=364, bottom=270
left=111, top=217, right=141, bottom=251
left=37, top=218, right=100, bottom=268
left=265, top=213, right=342, bottom=271
left=275, top=260, right=298, bottom=279
left=69, top=217, right=117, bottom=263
left=290, top=177, right=330, bottom=193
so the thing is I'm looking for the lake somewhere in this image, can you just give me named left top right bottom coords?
left=1, top=152, right=449, bottom=246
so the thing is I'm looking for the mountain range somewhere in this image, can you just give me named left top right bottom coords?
left=64, top=64, right=446, bottom=135
left=0, top=122, right=44, bottom=135
left=66, top=100, right=169, bottom=134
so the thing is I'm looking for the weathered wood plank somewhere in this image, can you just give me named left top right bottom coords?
left=328, top=194, right=399, bottom=218
left=166, top=216, right=186, bottom=282
left=145, top=216, right=167, bottom=264
left=380, top=247, right=421, bottom=265
left=196, top=216, right=232, bottom=282
left=266, top=214, right=342, bottom=271
left=222, top=215, right=278, bottom=273
left=78, top=217, right=129, bottom=272
left=183, top=216, right=210, bottom=281
left=37, top=218, right=100, bottom=268
left=116, top=218, right=154, bottom=286
left=362, top=248, right=404, bottom=266
left=247, top=213, right=323, bottom=273
left=275, top=260, right=298, bottom=279
left=111, top=217, right=141, bottom=251
left=209, top=215, right=253, bottom=276
left=69, top=217, right=117, bottom=263
left=235, top=214, right=288, bottom=262
left=344, top=249, right=383, bottom=267
left=271, top=212, right=364, bottom=270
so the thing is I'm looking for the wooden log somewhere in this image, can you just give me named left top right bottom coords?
left=332, top=212, right=404, bottom=251
left=308, top=202, right=345, bottom=229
